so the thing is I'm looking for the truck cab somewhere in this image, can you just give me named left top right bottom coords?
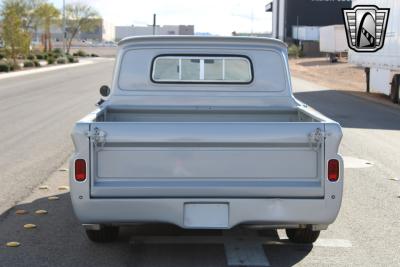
left=70, top=36, right=343, bottom=244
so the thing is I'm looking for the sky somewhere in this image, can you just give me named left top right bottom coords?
left=50, top=0, right=272, bottom=35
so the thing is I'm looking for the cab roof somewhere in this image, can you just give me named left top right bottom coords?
left=118, top=35, right=287, bottom=50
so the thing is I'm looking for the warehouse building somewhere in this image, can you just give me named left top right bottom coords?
left=115, top=25, right=194, bottom=41
left=265, top=0, right=352, bottom=42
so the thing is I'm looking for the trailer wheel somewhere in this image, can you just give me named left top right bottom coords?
left=390, top=75, right=400, bottom=104
left=329, top=53, right=338, bottom=63
left=85, top=225, right=119, bottom=243
left=286, top=228, right=320, bottom=244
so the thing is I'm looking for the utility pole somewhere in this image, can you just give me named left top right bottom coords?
left=62, top=0, right=66, bottom=53
left=153, top=14, right=156, bottom=35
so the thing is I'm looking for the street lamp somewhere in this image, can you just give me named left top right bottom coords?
left=62, top=0, right=66, bottom=53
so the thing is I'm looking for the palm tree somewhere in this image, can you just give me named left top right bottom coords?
left=35, top=3, right=60, bottom=52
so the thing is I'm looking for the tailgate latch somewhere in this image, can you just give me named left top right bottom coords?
left=86, top=127, right=107, bottom=149
left=308, top=128, right=326, bottom=150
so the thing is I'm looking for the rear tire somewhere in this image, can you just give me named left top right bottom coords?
left=85, top=226, right=119, bottom=243
left=286, top=228, right=320, bottom=244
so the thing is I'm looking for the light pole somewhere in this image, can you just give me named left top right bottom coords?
left=62, top=0, right=66, bottom=53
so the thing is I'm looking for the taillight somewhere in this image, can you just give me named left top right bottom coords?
left=75, top=159, right=86, bottom=182
left=328, top=159, right=339, bottom=182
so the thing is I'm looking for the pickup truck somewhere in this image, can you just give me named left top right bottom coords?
left=70, top=36, right=343, bottom=244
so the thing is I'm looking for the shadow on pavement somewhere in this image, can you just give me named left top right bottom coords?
left=0, top=193, right=312, bottom=267
left=295, top=90, right=400, bottom=130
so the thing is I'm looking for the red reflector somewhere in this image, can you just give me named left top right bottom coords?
left=75, top=159, right=86, bottom=181
left=328, top=159, right=339, bottom=182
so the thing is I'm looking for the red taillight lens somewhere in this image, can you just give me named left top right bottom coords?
left=328, top=159, right=339, bottom=182
left=75, top=159, right=86, bottom=182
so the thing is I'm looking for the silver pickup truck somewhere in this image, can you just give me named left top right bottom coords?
left=70, top=36, right=343, bottom=244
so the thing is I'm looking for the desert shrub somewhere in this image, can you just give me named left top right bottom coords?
left=0, top=62, right=10, bottom=72
left=33, top=60, right=41, bottom=67
left=77, top=50, right=87, bottom=57
left=35, top=54, right=44, bottom=60
left=23, top=60, right=34, bottom=68
left=53, top=48, right=62, bottom=54
left=47, top=57, right=55, bottom=64
left=27, top=54, right=36, bottom=60
left=91, top=53, right=99, bottom=57
left=57, top=57, right=66, bottom=64
left=67, top=55, right=74, bottom=63
left=10, top=63, right=21, bottom=71
left=288, top=44, right=303, bottom=58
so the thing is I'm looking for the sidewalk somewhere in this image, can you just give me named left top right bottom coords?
left=0, top=58, right=114, bottom=81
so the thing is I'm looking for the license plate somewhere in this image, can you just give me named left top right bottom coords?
left=184, top=203, right=229, bottom=228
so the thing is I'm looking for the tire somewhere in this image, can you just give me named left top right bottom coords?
left=390, top=75, right=400, bottom=104
left=286, top=228, right=320, bottom=244
left=85, top=226, right=119, bottom=243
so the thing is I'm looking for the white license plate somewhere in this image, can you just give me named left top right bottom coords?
left=184, top=203, right=229, bottom=228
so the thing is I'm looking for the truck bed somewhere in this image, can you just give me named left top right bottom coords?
left=95, top=107, right=320, bottom=123
left=77, top=105, right=333, bottom=199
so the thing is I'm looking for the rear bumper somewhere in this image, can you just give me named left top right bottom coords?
left=70, top=197, right=342, bottom=229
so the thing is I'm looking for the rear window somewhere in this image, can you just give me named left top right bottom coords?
left=152, top=56, right=253, bottom=83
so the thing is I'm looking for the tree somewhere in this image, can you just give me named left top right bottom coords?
left=35, top=2, right=60, bottom=51
left=1, top=0, right=44, bottom=33
left=65, top=3, right=99, bottom=53
left=1, top=5, right=31, bottom=65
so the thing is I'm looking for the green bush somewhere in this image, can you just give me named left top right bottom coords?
left=23, top=60, right=34, bottom=68
left=53, top=48, right=62, bottom=54
left=57, top=57, right=67, bottom=64
left=0, top=62, right=10, bottom=72
left=27, top=54, right=36, bottom=60
left=72, top=52, right=79, bottom=57
left=47, top=57, right=55, bottom=64
left=35, top=54, right=44, bottom=60
left=67, top=55, right=74, bottom=63
left=0, top=53, right=5, bottom=60
left=288, top=44, right=303, bottom=58
left=10, top=63, right=21, bottom=71
left=77, top=50, right=87, bottom=57
left=91, top=53, right=99, bottom=57
left=33, top=60, right=41, bottom=67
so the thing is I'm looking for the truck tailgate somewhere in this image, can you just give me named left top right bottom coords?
left=89, top=122, right=325, bottom=198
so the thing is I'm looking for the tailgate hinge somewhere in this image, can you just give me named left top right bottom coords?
left=86, top=127, right=107, bottom=149
left=308, top=127, right=328, bottom=150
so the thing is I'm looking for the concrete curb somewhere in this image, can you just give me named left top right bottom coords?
left=0, top=60, right=94, bottom=80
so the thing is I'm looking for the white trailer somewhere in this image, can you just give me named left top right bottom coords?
left=319, top=25, right=348, bottom=62
left=349, top=0, right=400, bottom=103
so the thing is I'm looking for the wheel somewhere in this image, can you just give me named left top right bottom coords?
left=85, top=225, right=119, bottom=243
left=390, top=75, right=400, bottom=104
left=286, top=228, right=320, bottom=244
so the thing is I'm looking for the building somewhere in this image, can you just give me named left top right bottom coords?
left=265, top=0, right=352, bottom=41
left=115, top=25, right=194, bottom=41
left=34, top=18, right=115, bottom=43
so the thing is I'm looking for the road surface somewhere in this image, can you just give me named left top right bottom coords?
left=0, top=59, right=114, bottom=214
left=0, top=63, right=399, bottom=266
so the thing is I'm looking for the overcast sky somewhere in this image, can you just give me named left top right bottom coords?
left=50, top=0, right=272, bottom=35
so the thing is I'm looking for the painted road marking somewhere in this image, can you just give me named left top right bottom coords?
left=131, top=228, right=353, bottom=266
left=343, top=156, right=374, bottom=169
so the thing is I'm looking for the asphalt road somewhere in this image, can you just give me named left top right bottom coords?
left=0, top=64, right=400, bottom=266
left=0, top=59, right=114, bottom=214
